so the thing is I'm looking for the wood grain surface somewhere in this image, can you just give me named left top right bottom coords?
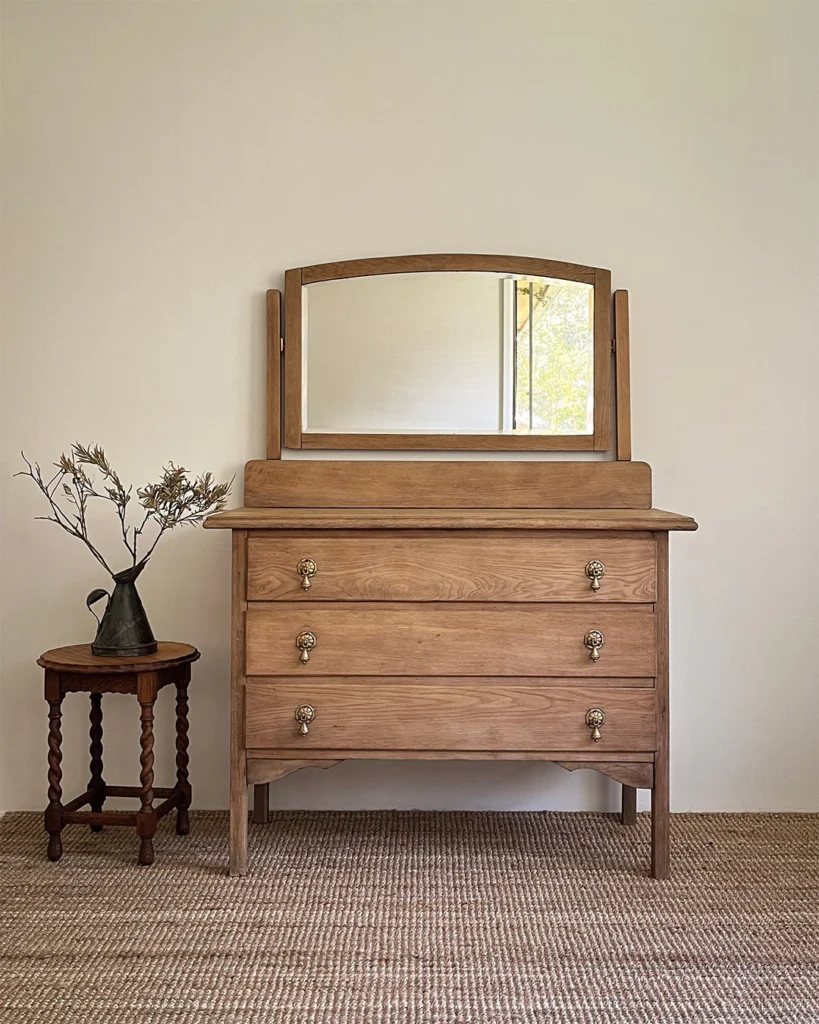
left=207, top=507, right=697, bottom=532
left=247, top=759, right=342, bottom=785
left=246, top=533, right=656, bottom=603
left=37, top=642, right=199, bottom=673
left=298, top=433, right=598, bottom=451
left=245, top=603, right=656, bottom=677
left=266, top=289, right=282, bottom=460
left=614, top=289, right=632, bottom=461
left=593, top=268, right=612, bottom=450
left=245, top=681, right=656, bottom=752
left=298, top=253, right=600, bottom=284
left=246, top=674, right=654, bottom=688
left=245, top=748, right=653, bottom=762
left=241, top=460, right=653, bottom=509
left=283, top=267, right=303, bottom=450
left=555, top=760, right=653, bottom=789
left=652, top=530, right=670, bottom=879
left=284, top=255, right=611, bottom=451
left=622, top=784, right=638, bottom=823
left=230, top=530, right=248, bottom=877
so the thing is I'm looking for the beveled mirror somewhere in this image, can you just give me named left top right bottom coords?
left=281, top=255, right=612, bottom=451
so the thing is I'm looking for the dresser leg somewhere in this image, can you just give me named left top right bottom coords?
left=229, top=530, right=248, bottom=876
left=621, top=784, right=637, bottom=825
left=253, top=784, right=270, bottom=824
left=230, top=774, right=248, bottom=877
left=651, top=753, right=669, bottom=879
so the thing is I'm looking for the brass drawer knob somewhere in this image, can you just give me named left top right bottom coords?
left=295, top=704, right=315, bottom=736
left=585, top=560, right=606, bottom=592
left=584, top=629, right=604, bottom=661
left=297, top=558, right=317, bottom=590
left=585, top=708, right=605, bottom=742
left=295, top=631, right=316, bottom=664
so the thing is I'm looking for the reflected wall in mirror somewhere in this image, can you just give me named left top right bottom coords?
left=302, top=272, right=594, bottom=436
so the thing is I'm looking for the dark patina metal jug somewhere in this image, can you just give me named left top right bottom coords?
left=86, top=558, right=157, bottom=657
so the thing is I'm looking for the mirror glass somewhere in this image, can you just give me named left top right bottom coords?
left=302, top=272, right=594, bottom=435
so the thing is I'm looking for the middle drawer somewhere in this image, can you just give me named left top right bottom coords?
left=245, top=603, right=656, bottom=677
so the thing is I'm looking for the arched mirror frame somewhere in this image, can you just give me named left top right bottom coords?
left=270, top=254, right=630, bottom=455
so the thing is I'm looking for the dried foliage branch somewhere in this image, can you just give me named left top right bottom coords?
left=137, top=463, right=231, bottom=560
left=17, top=443, right=232, bottom=574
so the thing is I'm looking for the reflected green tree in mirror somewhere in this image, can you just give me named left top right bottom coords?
left=514, top=280, right=593, bottom=434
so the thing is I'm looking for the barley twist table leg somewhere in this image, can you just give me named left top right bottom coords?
left=45, top=698, right=64, bottom=861
left=138, top=698, right=156, bottom=865
left=88, top=693, right=105, bottom=830
left=175, top=679, right=191, bottom=836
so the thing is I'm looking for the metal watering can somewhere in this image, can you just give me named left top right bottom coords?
left=86, top=557, right=157, bottom=657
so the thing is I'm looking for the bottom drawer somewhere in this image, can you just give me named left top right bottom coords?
left=245, top=680, right=656, bottom=752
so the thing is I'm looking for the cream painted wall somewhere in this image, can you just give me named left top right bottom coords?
left=1, top=1, right=817, bottom=814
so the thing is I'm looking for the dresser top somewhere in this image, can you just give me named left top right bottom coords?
left=204, top=507, right=697, bottom=531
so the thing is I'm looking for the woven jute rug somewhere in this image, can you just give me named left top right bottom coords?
left=0, top=811, right=816, bottom=1023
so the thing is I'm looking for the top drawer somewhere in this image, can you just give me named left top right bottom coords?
left=247, top=532, right=656, bottom=603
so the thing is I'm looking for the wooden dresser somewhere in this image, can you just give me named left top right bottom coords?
left=204, top=254, right=697, bottom=877
left=206, top=461, right=696, bottom=877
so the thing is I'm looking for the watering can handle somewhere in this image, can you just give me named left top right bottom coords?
left=86, top=588, right=110, bottom=627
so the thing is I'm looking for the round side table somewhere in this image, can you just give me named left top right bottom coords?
left=37, top=642, right=200, bottom=865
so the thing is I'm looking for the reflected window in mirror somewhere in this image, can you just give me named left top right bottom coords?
left=511, top=278, right=593, bottom=435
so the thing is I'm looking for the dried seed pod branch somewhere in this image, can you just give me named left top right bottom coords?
left=137, top=463, right=232, bottom=560
left=17, top=444, right=231, bottom=572
left=17, top=451, right=114, bottom=573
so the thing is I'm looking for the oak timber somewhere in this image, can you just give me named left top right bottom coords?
left=207, top=507, right=697, bottom=532
left=247, top=759, right=342, bottom=786
left=265, top=289, right=282, bottom=460
left=252, top=782, right=269, bottom=824
left=614, top=290, right=632, bottom=461
left=622, top=785, right=638, bottom=824
left=246, top=750, right=654, bottom=762
left=230, top=531, right=248, bottom=877
left=555, top=760, right=653, bottom=789
left=593, top=268, right=612, bottom=450
left=283, top=268, right=302, bottom=450
left=284, top=255, right=611, bottom=452
left=240, top=460, right=653, bottom=509
left=246, top=533, right=657, bottom=603
left=299, top=433, right=597, bottom=451
left=222, top=253, right=697, bottom=879
left=652, top=531, right=670, bottom=879
left=245, top=675, right=654, bottom=688
left=245, top=603, right=656, bottom=677
left=299, top=254, right=599, bottom=285
left=245, top=682, right=657, bottom=752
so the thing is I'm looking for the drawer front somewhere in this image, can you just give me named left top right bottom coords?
left=245, top=680, right=657, bottom=752
left=245, top=603, right=656, bottom=677
left=247, top=532, right=656, bottom=603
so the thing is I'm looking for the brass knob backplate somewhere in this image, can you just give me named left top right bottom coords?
left=585, top=708, right=605, bottom=742
left=585, top=560, right=606, bottom=592
left=583, top=629, right=604, bottom=661
left=296, top=631, right=316, bottom=664
left=297, top=558, right=317, bottom=590
left=295, top=704, right=315, bottom=736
